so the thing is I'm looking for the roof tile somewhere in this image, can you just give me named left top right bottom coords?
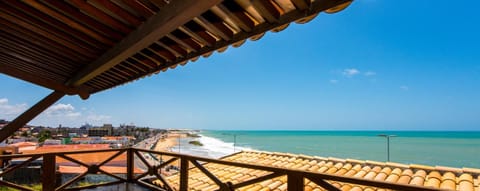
left=440, top=172, right=457, bottom=190
left=425, top=171, right=442, bottom=188
left=159, top=151, right=480, bottom=191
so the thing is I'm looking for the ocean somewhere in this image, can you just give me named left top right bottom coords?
left=174, top=130, right=480, bottom=169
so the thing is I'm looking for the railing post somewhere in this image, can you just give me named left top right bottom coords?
left=127, top=147, right=134, bottom=181
left=42, top=154, right=56, bottom=191
left=288, top=172, right=304, bottom=191
left=179, top=156, right=189, bottom=191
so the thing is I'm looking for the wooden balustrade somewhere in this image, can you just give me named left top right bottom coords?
left=0, top=148, right=446, bottom=191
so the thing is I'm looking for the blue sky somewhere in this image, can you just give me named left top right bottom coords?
left=1, top=0, right=479, bottom=130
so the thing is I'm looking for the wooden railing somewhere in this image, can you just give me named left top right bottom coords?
left=0, top=148, right=447, bottom=191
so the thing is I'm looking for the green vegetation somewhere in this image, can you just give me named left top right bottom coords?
left=0, top=184, right=41, bottom=191
left=37, top=130, right=51, bottom=143
left=188, top=140, right=203, bottom=146
left=187, top=133, right=200, bottom=138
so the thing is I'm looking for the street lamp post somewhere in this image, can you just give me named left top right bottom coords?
left=222, top=133, right=238, bottom=153
left=233, top=134, right=237, bottom=153
left=378, top=134, right=396, bottom=162
left=178, top=136, right=181, bottom=153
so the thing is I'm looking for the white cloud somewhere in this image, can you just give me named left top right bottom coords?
left=329, top=79, right=338, bottom=84
left=0, top=98, right=28, bottom=119
left=342, top=68, right=360, bottom=77
left=364, top=71, right=376, bottom=76
left=400, top=85, right=409, bottom=91
left=1, top=98, right=113, bottom=127
left=45, top=103, right=81, bottom=117
left=33, top=104, right=112, bottom=127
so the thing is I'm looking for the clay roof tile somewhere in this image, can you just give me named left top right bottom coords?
left=353, top=166, right=371, bottom=178
left=425, top=171, right=442, bottom=188
left=440, top=172, right=457, bottom=190
left=410, top=170, right=427, bottom=186
left=397, top=169, right=414, bottom=184
left=267, top=180, right=283, bottom=190
left=458, top=173, right=474, bottom=191
left=344, top=164, right=362, bottom=177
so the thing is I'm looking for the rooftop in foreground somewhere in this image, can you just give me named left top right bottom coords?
left=160, top=150, right=480, bottom=191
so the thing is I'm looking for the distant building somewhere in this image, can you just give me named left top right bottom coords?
left=43, top=139, right=62, bottom=145
left=88, top=124, right=113, bottom=137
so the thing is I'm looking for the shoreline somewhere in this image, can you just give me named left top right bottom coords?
left=153, top=132, right=188, bottom=152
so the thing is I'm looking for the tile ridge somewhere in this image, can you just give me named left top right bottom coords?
left=409, top=164, right=436, bottom=171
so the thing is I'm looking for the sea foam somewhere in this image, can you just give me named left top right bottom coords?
left=179, top=134, right=250, bottom=159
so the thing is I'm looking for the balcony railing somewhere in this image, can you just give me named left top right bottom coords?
left=0, top=148, right=446, bottom=191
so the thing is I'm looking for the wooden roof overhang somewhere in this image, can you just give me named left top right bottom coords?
left=0, top=0, right=353, bottom=141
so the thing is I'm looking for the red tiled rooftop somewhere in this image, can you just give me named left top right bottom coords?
left=23, top=144, right=125, bottom=165
left=28, top=144, right=110, bottom=152
left=9, top=141, right=38, bottom=147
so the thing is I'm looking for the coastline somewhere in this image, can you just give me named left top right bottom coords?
left=201, top=130, right=480, bottom=169
left=149, top=130, right=480, bottom=168
left=152, top=131, right=240, bottom=159
left=153, top=134, right=179, bottom=152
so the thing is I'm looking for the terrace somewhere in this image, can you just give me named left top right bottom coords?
left=2, top=147, right=469, bottom=191
left=0, top=0, right=467, bottom=190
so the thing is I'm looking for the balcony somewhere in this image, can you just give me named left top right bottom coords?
left=0, top=148, right=450, bottom=191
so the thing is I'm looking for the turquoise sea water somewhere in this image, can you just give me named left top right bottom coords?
left=199, top=131, right=480, bottom=169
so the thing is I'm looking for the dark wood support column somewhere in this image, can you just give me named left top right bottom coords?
left=0, top=91, right=65, bottom=142
left=179, top=157, right=189, bottom=191
left=42, top=153, right=57, bottom=191
left=288, top=172, right=304, bottom=191
left=127, top=147, right=134, bottom=181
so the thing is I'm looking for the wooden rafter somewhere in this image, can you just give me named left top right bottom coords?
left=66, top=0, right=222, bottom=87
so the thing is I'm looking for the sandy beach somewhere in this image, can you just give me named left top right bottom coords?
left=151, top=131, right=190, bottom=169
left=153, top=132, right=187, bottom=152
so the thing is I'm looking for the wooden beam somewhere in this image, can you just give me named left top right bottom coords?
left=106, top=0, right=354, bottom=94
left=288, top=172, right=304, bottom=191
left=127, top=148, right=134, bottom=182
left=178, top=25, right=212, bottom=47
left=66, top=0, right=222, bottom=87
left=42, top=154, right=57, bottom=191
left=306, top=176, right=340, bottom=191
left=232, top=172, right=283, bottom=189
left=194, top=15, right=233, bottom=41
left=179, top=157, right=189, bottom=191
left=190, top=160, right=225, bottom=188
left=291, top=0, right=310, bottom=10
left=0, top=64, right=90, bottom=99
left=251, top=0, right=281, bottom=23
left=0, top=91, right=65, bottom=144
left=215, top=3, right=254, bottom=32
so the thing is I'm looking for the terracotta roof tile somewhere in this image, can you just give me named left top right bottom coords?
left=397, top=169, right=414, bottom=184
left=459, top=174, right=474, bottom=191
left=440, top=172, right=456, bottom=190
left=353, top=166, right=371, bottom=178
left=344, top=164, right=362, bottom=177
left=425, top=171, right=442, bottom=188
left=158, top=151, right=480, bottom=191
left=410, top=170, right=427, bottom=186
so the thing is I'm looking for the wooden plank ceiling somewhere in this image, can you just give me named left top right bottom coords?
left=0, top=0, right=352, bottom=99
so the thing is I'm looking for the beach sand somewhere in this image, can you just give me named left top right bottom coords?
left=153, top=132, right=187, bottom=152
left=153, top=135, right=177, bottom=152
left=153, top=132, right=188, bottom=168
